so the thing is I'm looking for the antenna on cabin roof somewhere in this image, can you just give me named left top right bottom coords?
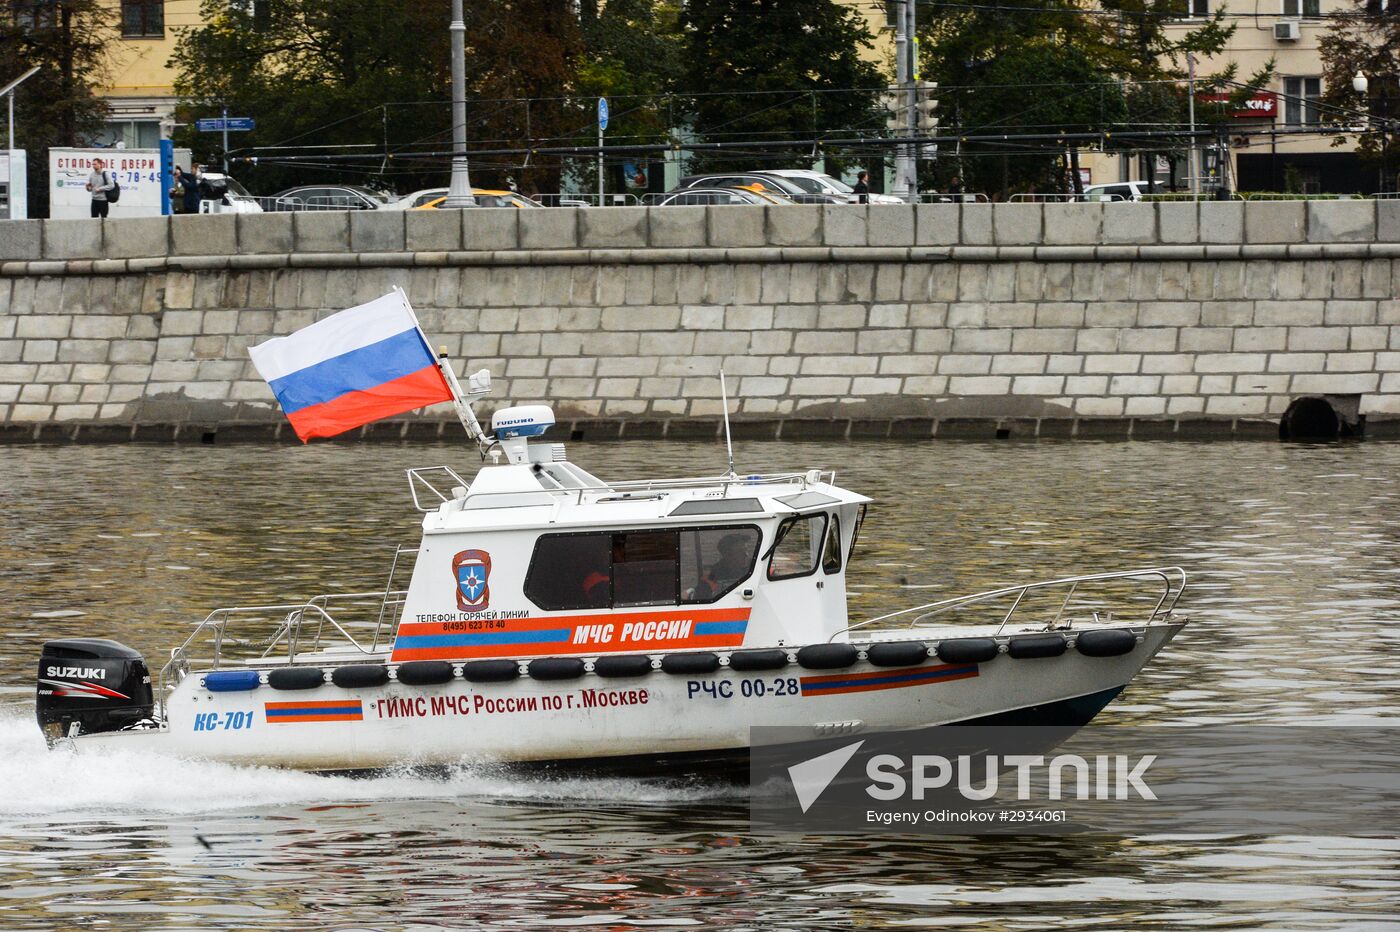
left=720, top=369, right=736, bottom=478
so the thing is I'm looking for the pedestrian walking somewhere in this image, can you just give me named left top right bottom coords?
left=853, top=170, right=870, bottom=205
left=86, top=158, right=114, bottom=218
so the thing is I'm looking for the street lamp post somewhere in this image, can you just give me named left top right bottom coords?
left=2, top=66, right=41, bottom=152
left=442, top=0, right=476, bottom=208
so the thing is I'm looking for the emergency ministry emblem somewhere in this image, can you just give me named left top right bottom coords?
left=452, top=549, right=491, bottom=611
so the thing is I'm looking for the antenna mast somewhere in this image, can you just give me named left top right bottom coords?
left=720, top=369, right=736, bottom=478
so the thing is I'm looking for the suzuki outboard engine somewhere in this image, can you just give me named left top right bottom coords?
left=36, top=638, right=154, bottom=744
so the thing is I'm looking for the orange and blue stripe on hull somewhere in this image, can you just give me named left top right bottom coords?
left=800, top=663, right=979, bottom=697
left=265, top=699, right=364, bottom=723
left=390, top=608, right=751, bottom=661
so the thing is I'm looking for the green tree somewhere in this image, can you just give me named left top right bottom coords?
left=1319, top=0, right=1400, bottom=192
left=956, top=41, right=1128, bottom=197
left=0, top=0, right=111, bottom=217
left=576, top=0, right=684, bottom=144
left=679, top=0, right=883, bottom=172
left=172, top=0, right=582, bottom=196
left=919, top=0, right=1249, bottom=196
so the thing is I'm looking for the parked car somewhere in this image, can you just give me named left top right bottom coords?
left=270, top=185, right=395, bottom=211
left=1081, top=181, right=1161, bottom=202
left=387, top=187, right=449, bottom=210
left=413, top=189, right=544, bottom=209
left=758, top=169, right=904, bottom=205
left=195, top=173, right=263, bottom=214
left=673, top=173, right=843, bottom=204
left=653, top=186, right=793, bottom=206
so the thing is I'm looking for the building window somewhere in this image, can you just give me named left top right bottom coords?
left=1189, top=0, right=1210, bottom=15
left=884, top=1, right=898, bottom=28
left=120, top=0, right=163, bottom=38
left=1282, top=0, right=1321, bottom=16
left=1283, top=77, right=1321, bottom=125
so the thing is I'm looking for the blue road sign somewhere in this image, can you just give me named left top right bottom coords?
left=196, top=117, right=255, bottom=132
left=597, top=98, right=609, bottom=131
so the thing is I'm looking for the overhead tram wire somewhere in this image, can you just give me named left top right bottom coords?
left=231, top=124, right=1370, bottom=168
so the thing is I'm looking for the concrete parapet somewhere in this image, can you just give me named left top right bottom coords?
left=1380, top=200, right=1400, bottom=241
left=1245, top=200, right=1306, bottom=243
left=1305, top=199, right=1376, bottom=243
left=651, top=206, right=708, bottom=248
left=514, top=208, right=566, bottom=249
left=0, top=220, right=42, bottom=261
left=42, top=219, right=102, bottom=259
left=102, top=216, right=168, bottom=259
left=580, top=206, right=648, bottom=248
left=350, top=209, right=405, bottom=253
left=173, top=213, right=234, bottom=256
left=767, top=205, right=823, bottom=246
left=293, top=211, right=349, bottom=252
left=1198, top=202, right=1244, bottom=243
left=238, top=212, right=294, bottom=254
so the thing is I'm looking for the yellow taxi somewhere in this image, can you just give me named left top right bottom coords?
left=414, top=189, right=543, bottom=209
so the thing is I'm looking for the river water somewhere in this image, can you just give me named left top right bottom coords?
left=1, top=438, right=1398, bottom=928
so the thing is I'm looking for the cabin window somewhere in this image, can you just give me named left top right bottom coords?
left=849, top=504, right=867, bottom=561
left=822, top=515, right=844, bottom=575
left=613, top=530, right=678, bottom=607
left=525, top=533, right=614, bottom=611
left=523, top=525, right=760, bottom=612
left=680, top=527, right=761, bottom=603
left=768, top=514, right=827, bottom=581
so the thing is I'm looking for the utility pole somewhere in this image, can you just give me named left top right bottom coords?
left=1187, top=52, right=1198, bottom=196
left=892, top=0, right=913, bottom=200
left=443, top=0, right=476, bottom=208
left=904, top=0, right=919, bottom=200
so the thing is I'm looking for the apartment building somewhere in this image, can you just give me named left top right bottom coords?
left=96, top=0, right=203, bottom=148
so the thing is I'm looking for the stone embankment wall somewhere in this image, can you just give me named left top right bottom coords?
left=0, top=200, right=1397, bottom=441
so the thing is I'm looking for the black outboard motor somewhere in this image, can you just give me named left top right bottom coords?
left=36, top=638, right=154, bottom=745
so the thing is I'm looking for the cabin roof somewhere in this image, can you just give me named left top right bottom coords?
left=417, top=462, right=869, bottom=534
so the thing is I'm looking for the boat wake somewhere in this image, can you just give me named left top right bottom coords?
left=0, top=706, right=743, bottom=817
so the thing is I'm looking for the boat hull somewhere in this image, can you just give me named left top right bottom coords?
left=68, top=623, right=1180, bottom=774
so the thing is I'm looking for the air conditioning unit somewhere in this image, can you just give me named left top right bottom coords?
left=1274, top=20, right=1301, bottom=40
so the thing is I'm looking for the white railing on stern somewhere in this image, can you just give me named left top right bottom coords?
left=156, top=589, right=406, bottom=716
left=836, top=566, right=1187, bottom=641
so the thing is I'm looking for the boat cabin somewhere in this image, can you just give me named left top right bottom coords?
left=393, top=406, right=870, bottom=662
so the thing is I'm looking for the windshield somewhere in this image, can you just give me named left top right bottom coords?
left=822, top=175, right=855, bottom=194
left=223, top=178, right=253, bottom=197
left=783, top=176, right=825, bottom=194
left=352, top=187, right=394, bottom=203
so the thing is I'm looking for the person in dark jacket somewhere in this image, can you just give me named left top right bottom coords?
left=853, top=170, right=870, bottom=205
left=171, top=167, right=200, bottom=214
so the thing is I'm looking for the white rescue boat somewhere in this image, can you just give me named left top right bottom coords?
left=35, top=293, right=1188, bottom=775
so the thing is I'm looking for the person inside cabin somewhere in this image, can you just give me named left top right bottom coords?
left=580, top=537, right=622, bottom=608
left=691, top=533, right=752, bottom=601
left=582, top=566, right=610, bottom=608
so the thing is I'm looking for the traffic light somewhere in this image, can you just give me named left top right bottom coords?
left=916, top=81, right=939, bottom=131
left=880, top=85, right=904, bottom=130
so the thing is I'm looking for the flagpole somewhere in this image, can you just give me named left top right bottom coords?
left=394, top=286, right=492, bottom=455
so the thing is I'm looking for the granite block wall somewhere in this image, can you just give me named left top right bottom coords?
left=0, top=200, right=1397, bottom=440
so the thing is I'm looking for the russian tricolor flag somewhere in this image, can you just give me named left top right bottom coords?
left=248, top=290, right=454, bottom=442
